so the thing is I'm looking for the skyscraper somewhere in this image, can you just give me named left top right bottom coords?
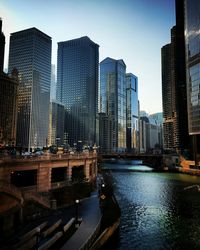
left=0, top=69, right=18, bottom=147
left=48, top=101, right=65, bottom=146
left=0, top=18, right=5, bottom=72
left=98, top=112, right=113, bottom=153
left=50, top=64, right=56, bottom=101
left=126, top=73, right=139, bottom=153
left=184, top=0, right=200, bottom=160
left=0, top=20, right=18, bottom=147
left=100, top=57, right=126, bottom=152
left=56, top=36, right=99, bottom=147
left=162, top=43, right=174, bottom=150
left=8, top=28, right=52, bottom=149
left=162, top=1, right=190, bottom=154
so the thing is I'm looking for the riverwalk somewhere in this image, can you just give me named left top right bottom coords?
left=61, top=191, right=101, bottom=250
left=0, top=190, right=102, bottom=250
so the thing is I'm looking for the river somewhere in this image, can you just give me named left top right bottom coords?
left=101, top=159, right=200, bottom=250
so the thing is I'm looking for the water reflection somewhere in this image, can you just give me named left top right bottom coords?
left=102, top=160, right=200, bottom=250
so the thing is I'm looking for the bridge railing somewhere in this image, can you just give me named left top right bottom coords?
left=0, top=152, right=97, bottom=163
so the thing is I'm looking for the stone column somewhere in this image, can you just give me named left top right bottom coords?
left=84, top=162, right=90, bottom=180
left=37, top=164, right=51, bottom=192
left=67, top=166, right=72, bottom=181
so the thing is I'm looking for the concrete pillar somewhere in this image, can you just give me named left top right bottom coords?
left=37, top=164, right=51, bottom=192
left=67, top=166, right=72, bottom=181
left=84, top=163, right=90, bottom=180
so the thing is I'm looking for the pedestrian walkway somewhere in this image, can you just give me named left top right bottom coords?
left=61, top=191, right=101, bottom=250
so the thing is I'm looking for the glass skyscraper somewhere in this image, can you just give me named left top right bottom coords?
left=126, top=73, right=139, bottom=152
left=56, top=36, right=99, bottom=147
left=162, top=0, right=190, bottom=153
left=100, top=57, right=126, bottom=152
left=8, top=28, right=52, bottom=149
left=184, top=0, right=200, bottom=160
left=48, top=101, right=65, bottom=146
left=185, top=0, right=200, bottom=135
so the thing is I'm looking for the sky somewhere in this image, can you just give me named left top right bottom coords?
left=0, top=0, right=175, bottom=114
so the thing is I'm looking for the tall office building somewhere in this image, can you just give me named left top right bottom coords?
left=48, top=101, right=65, bottom=146
left=162, top=43, right=174, bottom=150
left=50, top=64, right=56, bottom=101
left=184, top=0, right=200, bottom=159
left=98, top=113, right=113, bottom=153
left=100, top=57, right=126, bottom=152
left=162, top=1, right=190, bottom=154
left=57, top=36, right=99, bottom=147
left=0, top=69, right=18, bottom=147
left=0, top=18, right=5, bottom=72
left=126, top=73, right=139, bottom=152
left=0, top=20, right=18, bottom=147
left=8, top=28, right=52, bottom=149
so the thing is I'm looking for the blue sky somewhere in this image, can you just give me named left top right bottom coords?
left=0, top=0, right=175, bottom=114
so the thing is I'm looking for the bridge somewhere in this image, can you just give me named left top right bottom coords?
left=0, top=153, right=97, bottom=193
left=99, top=153, right=163, bottom=169
left=0, top=153, right=98, bottom=236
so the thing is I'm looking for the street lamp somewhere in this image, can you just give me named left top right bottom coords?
left=75, top=199, right=80, bottom=225
left=36, top=227, right=40, bottom=249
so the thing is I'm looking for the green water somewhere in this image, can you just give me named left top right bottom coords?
left=102, top=160, right=200, bottom=249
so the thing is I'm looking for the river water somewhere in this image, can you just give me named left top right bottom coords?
left=101, top=159, right=200, bottom=250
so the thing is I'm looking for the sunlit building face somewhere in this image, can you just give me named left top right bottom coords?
left=100, top=57, right=127, bottom=152
left=8, top=28, right=52, bottom=149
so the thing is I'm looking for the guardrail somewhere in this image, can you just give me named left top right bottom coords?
left=0, top=152, right=97, bottom=163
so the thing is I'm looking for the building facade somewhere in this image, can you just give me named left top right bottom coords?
left=48, top=101, right=65, bottom=146
left=162, top=43, right=174, bottom=150
left=56, top=36, right=99, bottom=147
left=98, top=112, right=113, bottom=153
left=184, top=0, right=200, bottom=159
left=139, top=115, right=162, bottom=153
left=100, top=57, right=126, bottom=152
left=126, top=73, right=139, bottom=153
left=0, top=70, right=18, bottom=146
left=162, top=8, right=189, bottom=154
left=50, top=64, right=56, bottom=101
left=8, top=28, right=52, bottom=149
left=0, top=19, right=5, bottom=72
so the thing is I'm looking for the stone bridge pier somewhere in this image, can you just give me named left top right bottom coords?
left=0, top=155, right=98, bottom=193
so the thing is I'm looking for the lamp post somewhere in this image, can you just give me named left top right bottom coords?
left=36, top=227, right=40, bottom=249
left=75, top=199, right=79, bottom=225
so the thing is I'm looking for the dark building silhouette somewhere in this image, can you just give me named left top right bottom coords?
left=0, top=18, right=5, bottom=72
left=48, top=101, right=65, bottom=146
left=98, top=112, right=113, bottom=153
left=162, top=0, right=190, bottom=154
left=184, top=0, right=200, bottom=161
left=56, top=36, right=99, bottom=147
left=0, top=69, right=18, bottom=146
left=0, top=20, right=18, bottom=146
